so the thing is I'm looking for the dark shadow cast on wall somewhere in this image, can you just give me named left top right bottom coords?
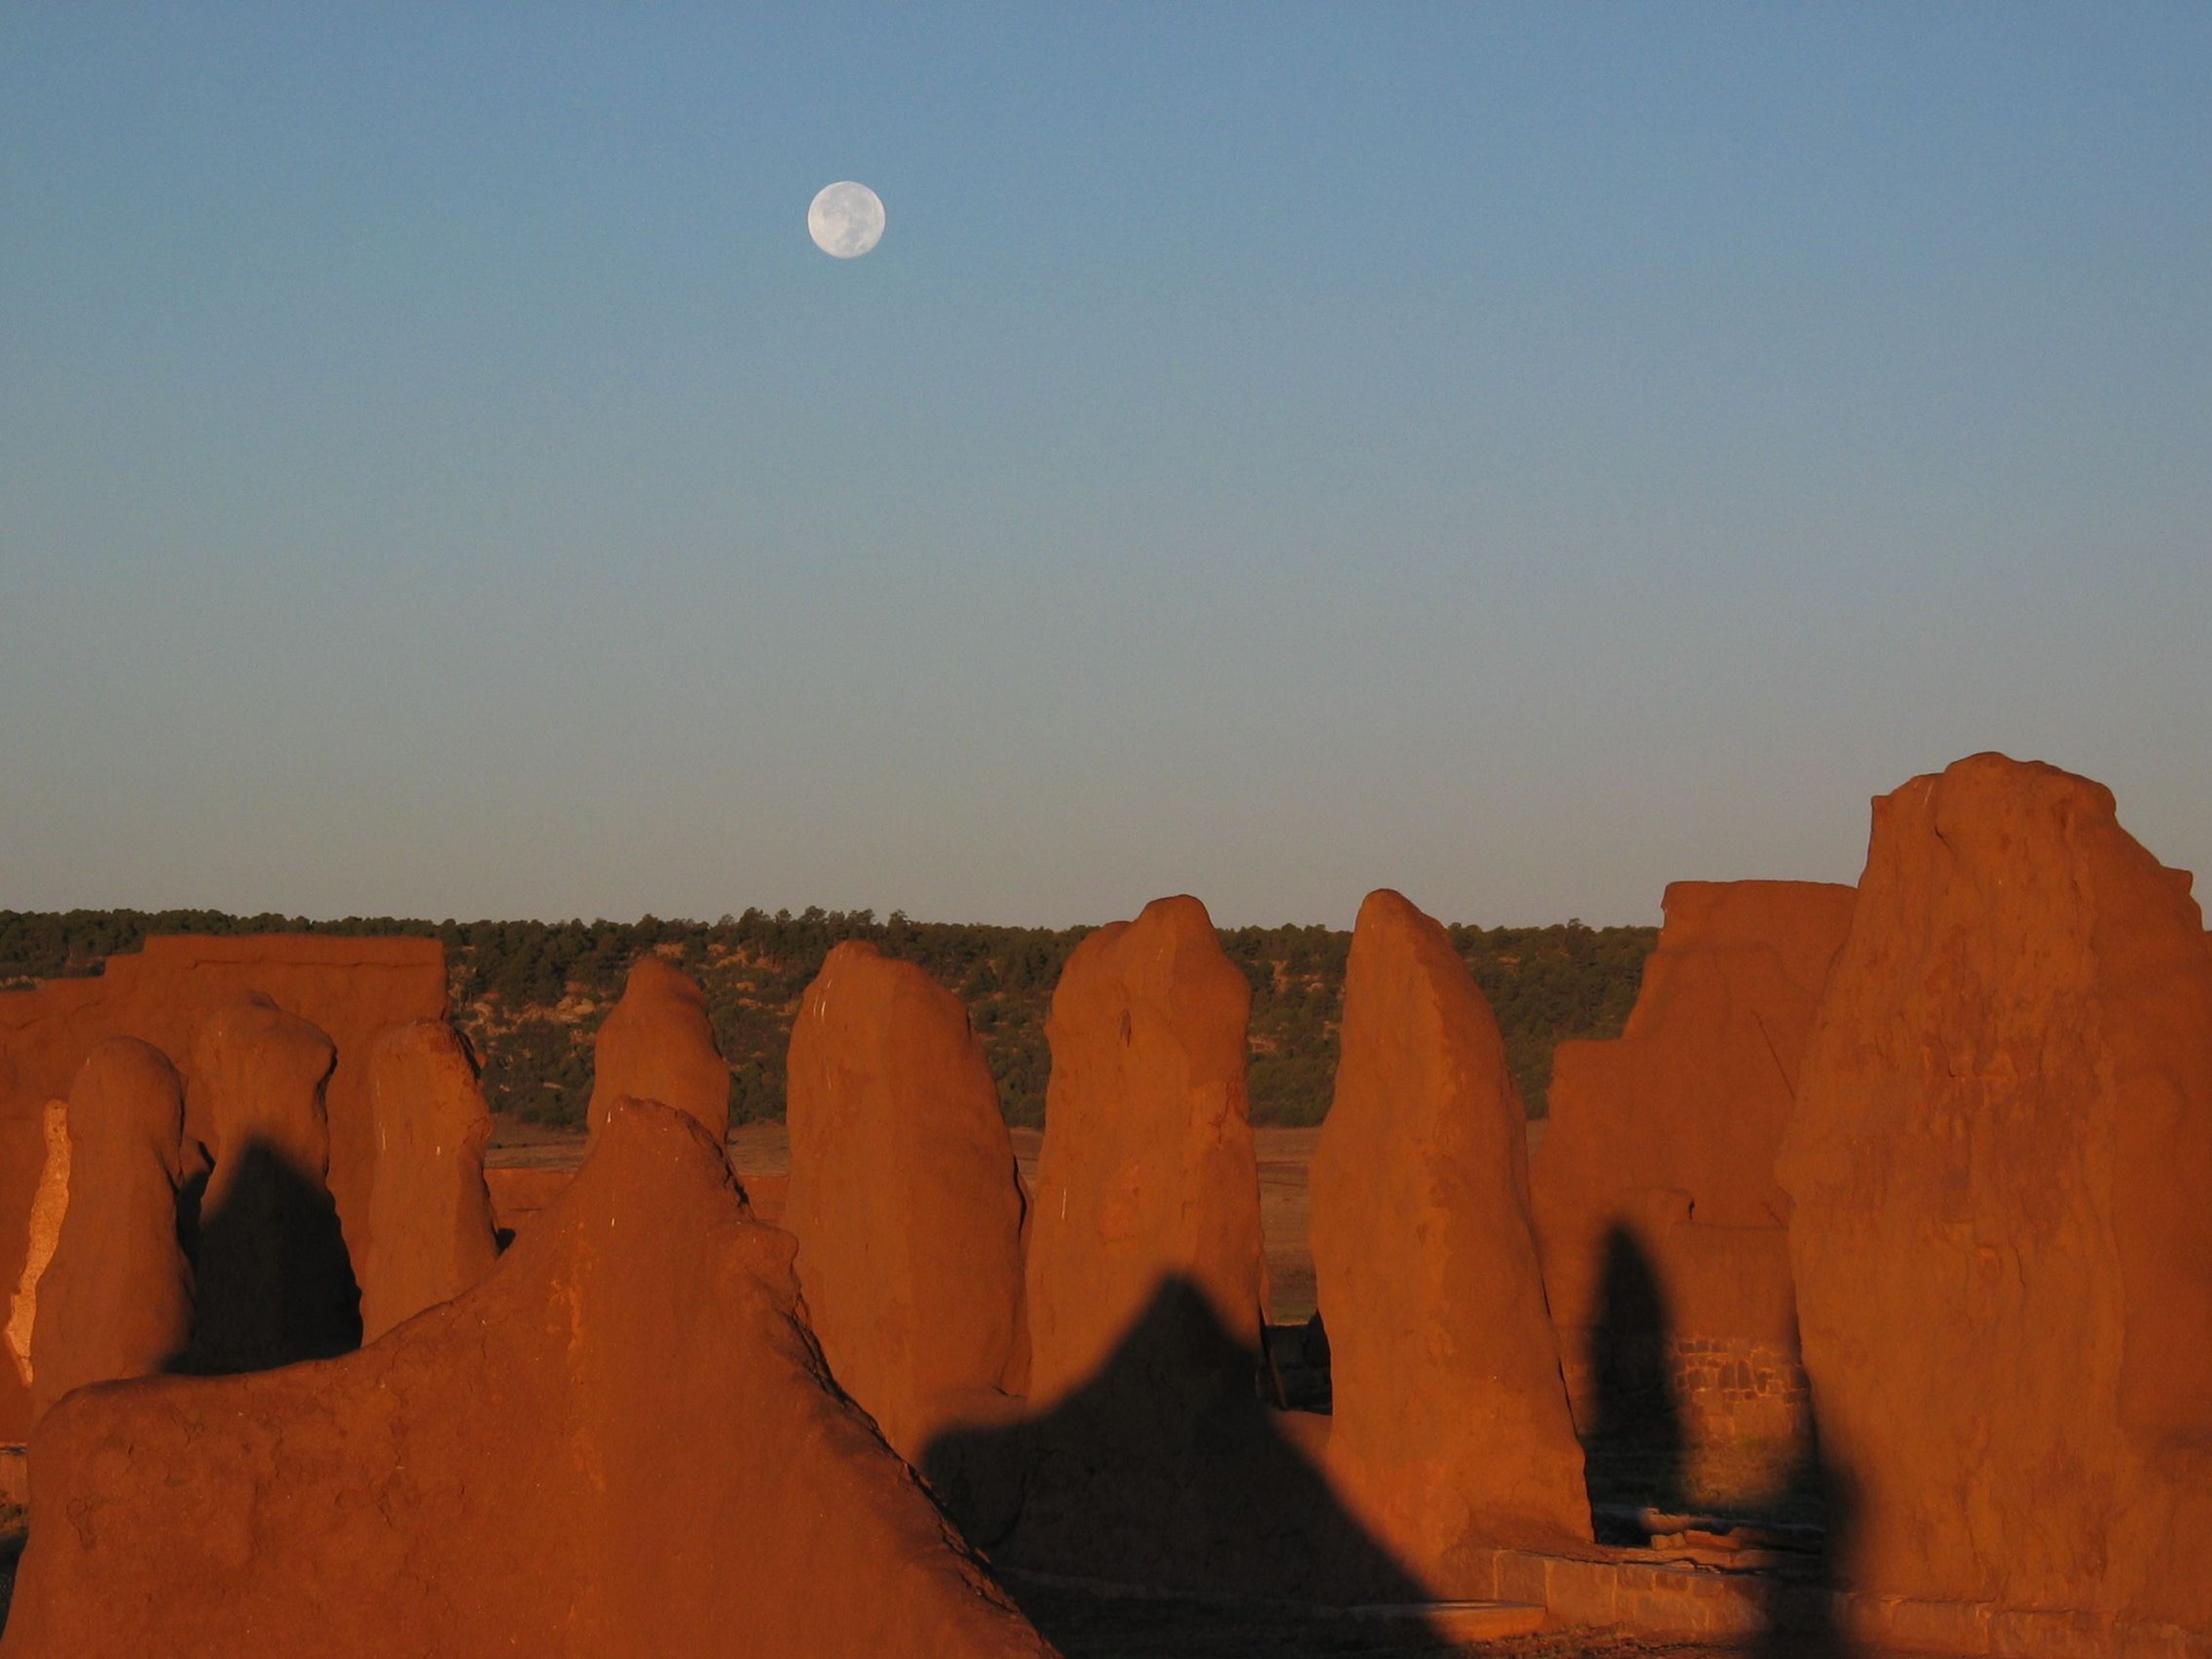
left=922, top=1274, right=1435, bottom=1641
left=1585, top=1222, right=1688, bottom=1520
left=1582, top=1224, right=1862, bottom=1657
left=185, top=1138, right=360, bottom=1374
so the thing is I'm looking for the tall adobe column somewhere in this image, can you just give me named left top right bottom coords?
left=1310, top=889, right=1592, bottom=1582
left=1778, top=754, right=2212, bottom=1639
left=969, top=895, right=1358, bottom=1600
left=783, top=942, right=1028, bottom=1465
left=361, top=1022, right=500, bottom=1342
left=586, top=957, right=730, bottom=1147
left=29, top=1039, right=192, bottom=1421
left=1022, top=895, right=1264, bottom=1410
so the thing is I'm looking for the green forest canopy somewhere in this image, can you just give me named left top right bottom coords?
left=0, top=908, right=1658, bottom=1130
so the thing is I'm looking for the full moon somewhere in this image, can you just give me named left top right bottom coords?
left=808, top=181, right=885, bottom=259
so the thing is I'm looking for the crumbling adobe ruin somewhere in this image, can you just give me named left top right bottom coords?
left=3, top=757, right=2209, bottom=1656
left=0, top=934, right=446, bottom=1434
left=0, top=1101, right=1056, bottom=1659
left=1312, top=889, right=1592, bottom=1586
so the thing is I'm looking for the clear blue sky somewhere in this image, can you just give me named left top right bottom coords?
left=3, top=6, right=2206, bottom=927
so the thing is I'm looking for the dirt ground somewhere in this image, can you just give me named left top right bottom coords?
left=0, top=1537, right=1838, bottom=1658
left=1002, top=1577, right=1825, bottom=1658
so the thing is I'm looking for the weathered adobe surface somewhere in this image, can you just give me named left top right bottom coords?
left=784, top=941, right=1028, bottom=1466
left=1310, top=888, right=1592, bottom=1588
left=0, top=1100, right=1058, bottom=1659
left=0, top=934, right=445, bottom=1435
left=1531, top=880, right=1855, bottom=1456
left=1778, top=753, right=2212, bottom=1638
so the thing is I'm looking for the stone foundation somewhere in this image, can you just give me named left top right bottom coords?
left=1666, top=1335, right=1810, bottom=1446
left=1464, top=1543, right=2210, bottom=1658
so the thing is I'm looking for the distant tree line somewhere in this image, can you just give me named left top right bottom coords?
left=0, top=907, right=1658, bottom=1130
